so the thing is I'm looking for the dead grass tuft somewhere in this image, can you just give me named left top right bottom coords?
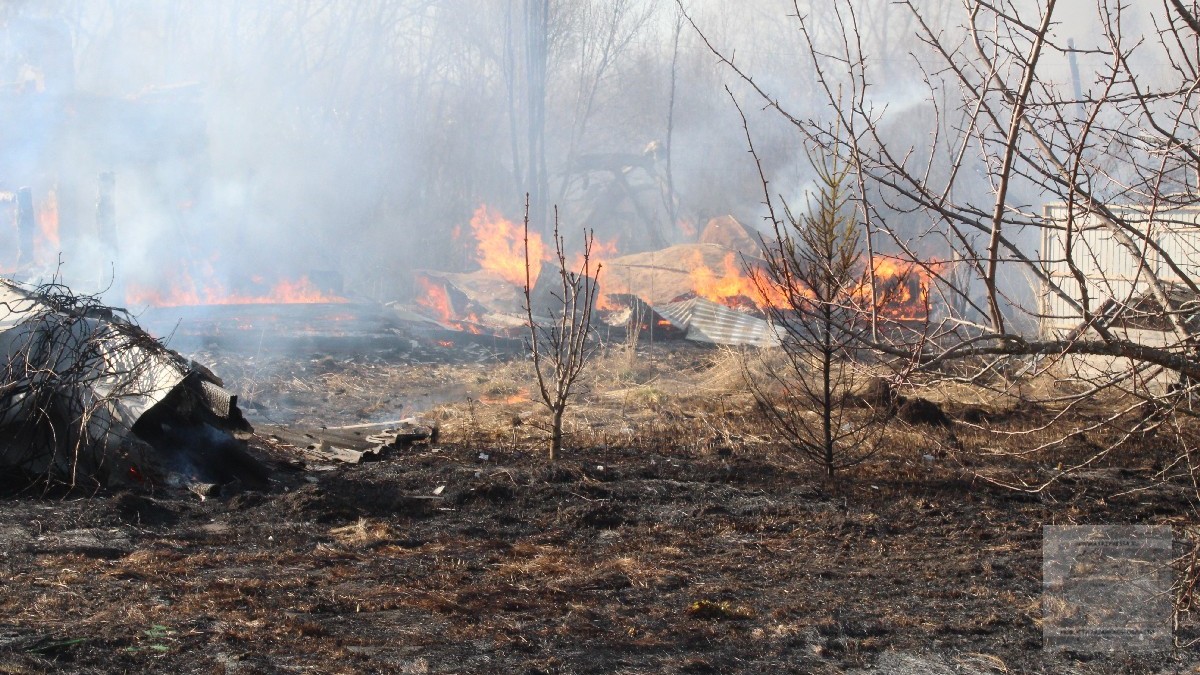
left=329, top=518, right=394, bottom=546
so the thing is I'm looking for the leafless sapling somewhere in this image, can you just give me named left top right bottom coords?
left=522, top=197, right=601, bottom=461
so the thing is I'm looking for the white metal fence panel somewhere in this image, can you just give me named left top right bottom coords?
left=1157, top=225, right=1200, bottom=282
left=1041, top=205, right=1200, bottom=334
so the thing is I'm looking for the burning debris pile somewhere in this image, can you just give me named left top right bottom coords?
left=408, top=207, right=784, bottom=345
left=106, top=205, right=935, bottom=356
left=0, top=278, right=265, bottom=490
left=407, top=208, right=937, bottom=347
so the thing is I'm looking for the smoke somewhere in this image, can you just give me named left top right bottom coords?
left=0, top=1, right=955, bottom=317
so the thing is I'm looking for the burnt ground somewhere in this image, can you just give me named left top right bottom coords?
left=1, top=342, right=1199, bottom=673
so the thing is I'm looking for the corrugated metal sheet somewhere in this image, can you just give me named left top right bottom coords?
left=652, top=297, right=694, bottom=330
left=655, top=297, right=780, bottom=347
left=0, top=279, right=197, bottom=480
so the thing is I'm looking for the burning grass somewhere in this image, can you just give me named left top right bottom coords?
left=126, top=273, right=347, bottom=307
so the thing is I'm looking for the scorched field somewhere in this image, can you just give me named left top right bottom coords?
left=0, top=341, right=1195, bottom=674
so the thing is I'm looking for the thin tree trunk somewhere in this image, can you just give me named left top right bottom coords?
left=525, top=0, right=549, bottom=235
left=822, top=300, right=834, bottom=476
left=664, top=11, right=683, bottom=235
left=981, top=0, right=1057, bottom=334
left=550, top=407, right=563, bottom=461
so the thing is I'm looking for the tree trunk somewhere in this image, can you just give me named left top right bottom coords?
left=822, top=303, right=835, bottom=477
left=550, top=407, right=564, bottom=461
left=525, top=0, right=549, bottom=235
left=664, top=13, right=682, bottom=236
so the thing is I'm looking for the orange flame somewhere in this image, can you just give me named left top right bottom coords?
left=34, top=188, right=59, bottom=263
left=471, top=205, right=544, bottom=287
left=595, top=291, right=622, bottom=312
left=678, top=250, right=936, bottom=320
left=126, top=268, right=347, bottom=307
left=570, top=236, right=618, bottom=274
left=862, top=257, right=937, bottom=321
left=415, top=276, right=454, bottom=324
left=687, top=251, right=788, bottom=311
left=414, top=276, right=483, bottom=333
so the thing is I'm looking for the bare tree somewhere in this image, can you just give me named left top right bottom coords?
left=662, top=5, right=683, bottom=232
left=554, top=0, right=659, bottom=205
left=682, top=0, right=1200, bottom=489
left=522, top=196, right=601, bottom=461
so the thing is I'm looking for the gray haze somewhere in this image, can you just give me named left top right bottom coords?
left=0, top=0, right=1132, bottom=309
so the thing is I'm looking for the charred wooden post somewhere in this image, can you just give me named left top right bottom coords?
left=15, top=187, right=34, bottom=267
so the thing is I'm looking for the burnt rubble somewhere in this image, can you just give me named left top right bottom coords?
left=409, top=239, right=784, bottom=348
left=0, top=278, right=265, bottom=491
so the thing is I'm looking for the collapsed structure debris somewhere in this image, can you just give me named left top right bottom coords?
left=262, top=419, right=437, bottom=467
left=0, top=278, right=266, bottom=490
left=411, top=233, right=784, bottom=347
left=654, top=296, right=779, bottom=347
left=402, top=213, right=934, bottom=348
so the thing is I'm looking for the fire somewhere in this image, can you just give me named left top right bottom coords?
left=415, top=276, right=454, bottom=324
left=678, top=250, right=936, bottom=320
left=126, top=270, right=347, bottom=307
left=570, top=235, right=617, bottom=274
left=562, top=236, right=617, bottom=311
left=429, top=203, right=940, bottom=334
left=687, top=250, right=788, bottom=311
left=34, top=188, right=59, bottom=263
left=595, top=291, right=623, bottom=312
left=471, top=205, right=545, bottom=287
left=414, top=276, right=483, bottom=333
left=864, top=256, right=936, bottom=321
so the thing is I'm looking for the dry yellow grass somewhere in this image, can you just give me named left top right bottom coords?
left=329, top=518, right=395, bottom=546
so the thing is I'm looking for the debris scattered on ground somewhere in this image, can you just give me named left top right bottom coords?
left=261, top=419, right=437, bottom=465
